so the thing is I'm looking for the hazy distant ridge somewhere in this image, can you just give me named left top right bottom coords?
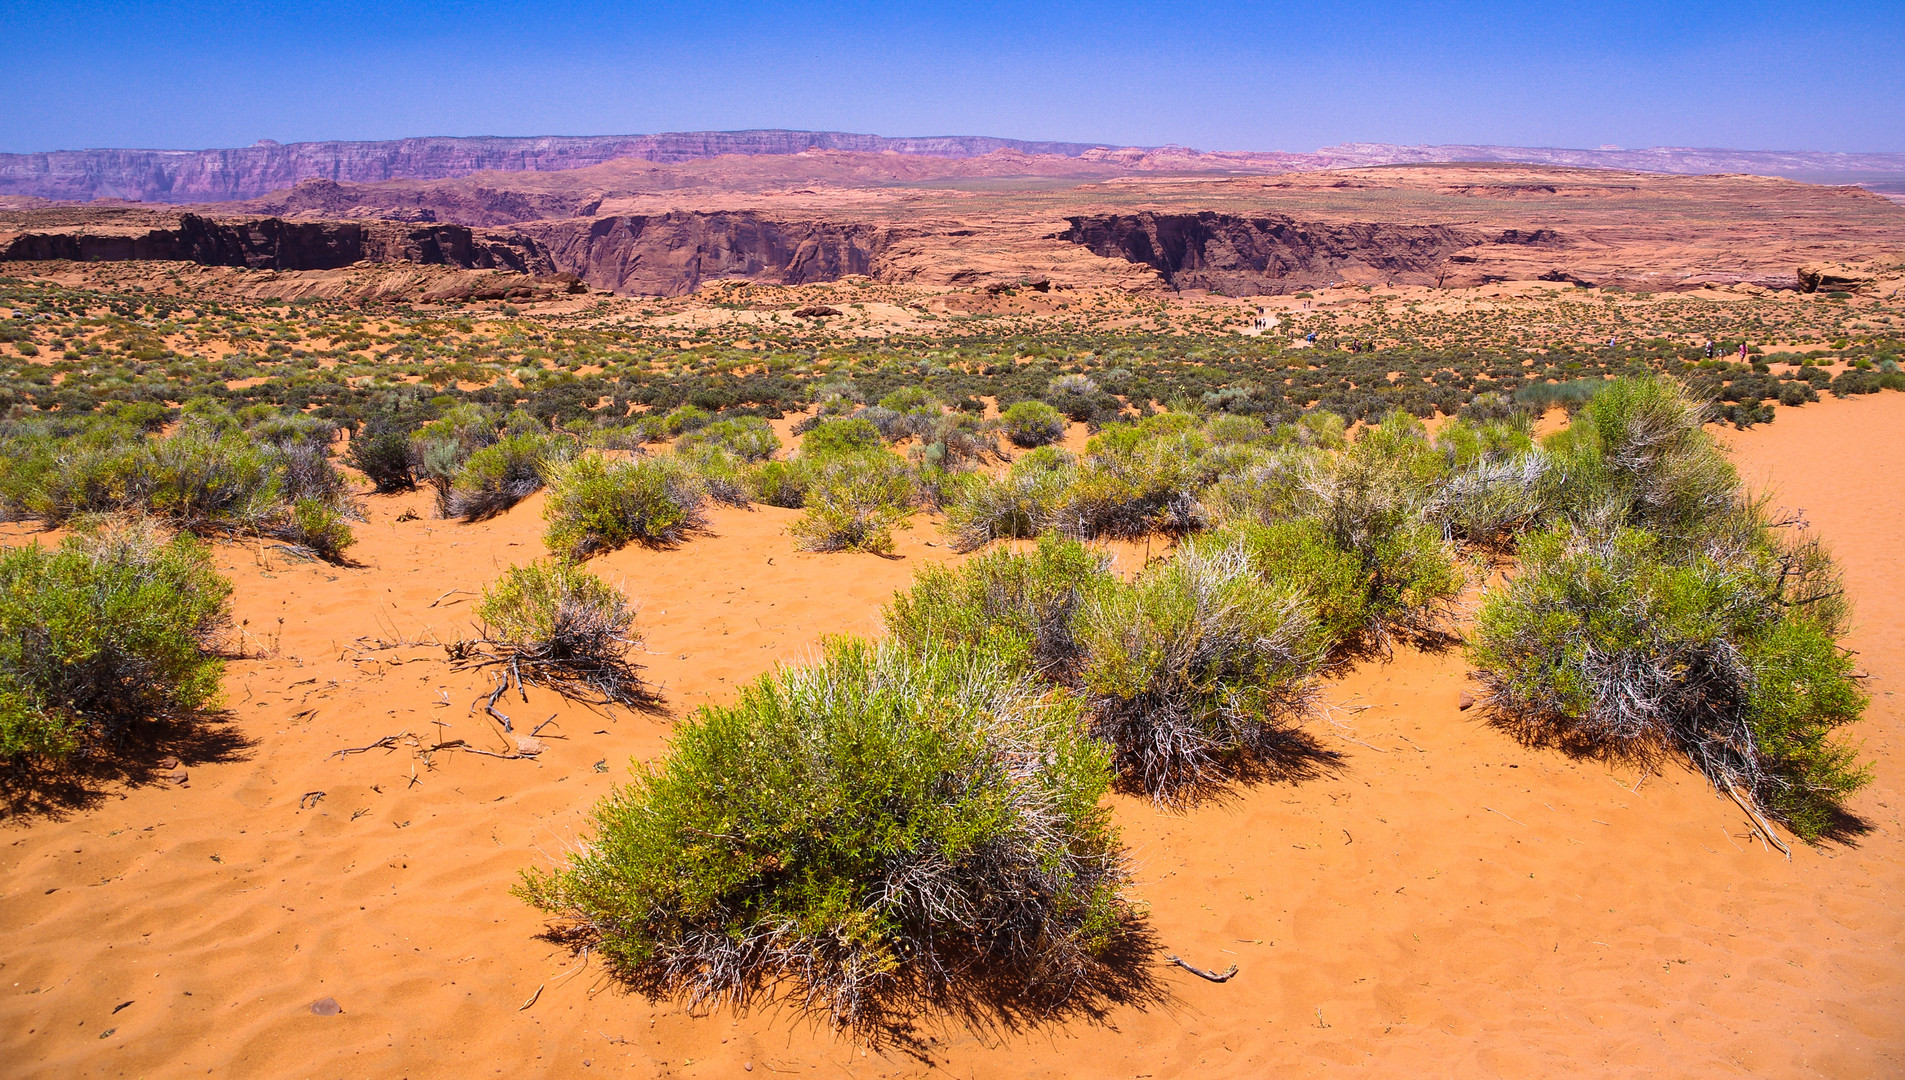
left=5, top=130, right=1903, bottom=203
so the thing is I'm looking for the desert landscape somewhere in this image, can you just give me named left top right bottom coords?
left=2, top=119, right=1905, bottom=1080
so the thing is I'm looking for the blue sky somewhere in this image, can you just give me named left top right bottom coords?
left=4, top=1, right=1901, bottom=154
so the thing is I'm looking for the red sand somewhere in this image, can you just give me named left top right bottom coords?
left=3, top=395, right=1903, bottom=1078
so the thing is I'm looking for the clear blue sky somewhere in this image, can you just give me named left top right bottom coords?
left=4, top=1, right=1901, bottom=154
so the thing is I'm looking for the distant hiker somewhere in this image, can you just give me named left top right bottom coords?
left=1739, top=342, right=1749, bottom=361
left=1307, top=331, right=1317, bottom=343
left=1609, top=335, right=1619, bottom=347
left=1706, top=340, right=1715, bottom=359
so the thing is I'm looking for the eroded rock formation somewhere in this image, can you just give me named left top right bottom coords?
left=1056, top=212, right=1485, bottom=293
left=515, top=213, right=894, bottom=295
left=0, top=212, right=554, bottom=274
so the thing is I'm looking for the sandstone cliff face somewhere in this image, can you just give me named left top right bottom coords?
left=516, top=213, right=893, bottom=296
left=238, top=179, right=602, bottom=228
left=0, top=213, right=555, bottom=274
left=1056, top=212, right=1487, bottom=293
left=0, top=132, right=1107, bottom=204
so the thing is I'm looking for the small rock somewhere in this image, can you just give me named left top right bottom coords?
left=157, top=756, right=181, bottom=770
left=310, top=997, right=341, bottom=1016
left=513, top=737, right=545, bottom=757
left=744, top=1064, right=753, bottom=1072
left=167, top=768, right=190, bottom=785
left=1457, top=691, right=1475, bottom=711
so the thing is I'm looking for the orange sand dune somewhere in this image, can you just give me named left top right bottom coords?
left=3, top=397, right=1903, bottom=1078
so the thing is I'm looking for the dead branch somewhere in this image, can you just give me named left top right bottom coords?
left=328, top=733, right=412, bottom=759
left=1166, top=954, right=1238, bottom=982
left=1725, top=782, right=1792, bottom=861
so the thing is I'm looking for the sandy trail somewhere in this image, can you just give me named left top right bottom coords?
left=3, top=396, right=1903, bottom=1078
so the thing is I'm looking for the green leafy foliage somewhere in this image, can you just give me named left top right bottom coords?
left=515, top=637, right=1132, bottom=1025
left=788, top=451, right=915, bottom=553
left=543, top=454, right=708, bottom=558
left=1076, top=541, right=1325, bottom=802
left=0, top=524, right=231, bottom=762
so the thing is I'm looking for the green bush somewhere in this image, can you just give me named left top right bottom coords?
left=281, top=497, right=356, bottom=560
left=1430, top=417, right=1558, bottom=548
left=675, top=444, right=751, bottom=507
left=1268, top=412, right=1466, bottom=649
left=788, top=452, right=915, bottom=554
left=1545, top=377, right=1740, bottom=542
left=677, top=416, right=781, bottom=462
left=1515, top=378, right=1603, bottom=413
left=444, top=433, right=565, bottom=522
left=464, top=558, right=646, bottom=707
left=798, top=416, right=884, bottom=458
left=940, top=452, right=1075, bottom=551
left=345, top=424, right=417, bottom=492
left=0, top=524, right=231, bottom=761
left=543, top=454, right=707, bottom=558
left=745, top=457, right=815, bottom=509
left=1077, top=541, right=1325, bottom=802
left=1468, top=522, right=1868, bottom=839
left=1001, top=400, right=1066, bottom=448
left=515, top=637, right=1132, bottom=1024
left=1053, top=416, right=1208, bottom=540
left=886, top=534, right=1113, bottom=678
left=915, top=412, right=1000, bottom=469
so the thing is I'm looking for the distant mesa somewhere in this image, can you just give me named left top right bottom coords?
left=4, top=129, right=1905, bottom=204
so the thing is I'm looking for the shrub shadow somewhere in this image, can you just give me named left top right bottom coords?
left=1477, top=697, right=1877, bottom=850
left=0, top=708, right=253, bottom=823
left=541, top=915, right=1171, bottom=1059
left=1110, top=725, right=1347, bottom=811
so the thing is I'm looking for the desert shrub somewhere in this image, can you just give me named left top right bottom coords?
left=886, top=534, right=1113, bottom=678
left=1287, top=412, right=1466, bottom=647
left=1428, top=417, right=1560, bottom=548
left=654, top=404, right=712, bottom=438
left=1830, top=369, right=1883, bottom=397
left=543, top=454, right=707, bottom=558
left=1545, top=377, right=1739, bottom=541
left=940, top=453, right=1075, bottom=551
left=1052, top=417, right=1208, bottom=540
left=1200, top=445, right=1324, bottom=525
left=586, top=424, right=649, bottom=452
left=514, top=637, right=1132, bottom=1025
left=125, top=428, right=285, bottom=532
left=677, top=416, right=780, bottom=462
left=1777, top=381, right=1817, bottom=407
left=1457, top=391, right=1530, bottom=424
left=1077, top=541, right=1325, bottom=802
left=1468, top=522, right=1867, bottom=839
left=459, top=558, right=646, bottom=708
left=412, top=436, right=469, bottom=505
left=263, top=439, right=351, bottom=505
left=788, top=452, right=915, bottom=554
left=1, top=415, right=360, bottom=559
left=1045, top=373, right=1111, bottom=423
left=916, top=412, right=1000, bottom=469
left=1286, top=410, right=1345, bottom=449
left=746, top=457, right=815, bottom=509
left=1001, top=400, right=1066, bottom=448
left=413, top=403, right=497, bottom=455
left=279, top=497, right=356, bottom=560
left=798, top=416, right=884, bottom=458
left=0, top=524, right=231, bottom=762
left=444, top=433, right=566, bottom=522
left=345, top=423, right=417, bottom=492
left=1202, top=413, right=1274, bottom=446
left=675, top=444, right=750, bottom=507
